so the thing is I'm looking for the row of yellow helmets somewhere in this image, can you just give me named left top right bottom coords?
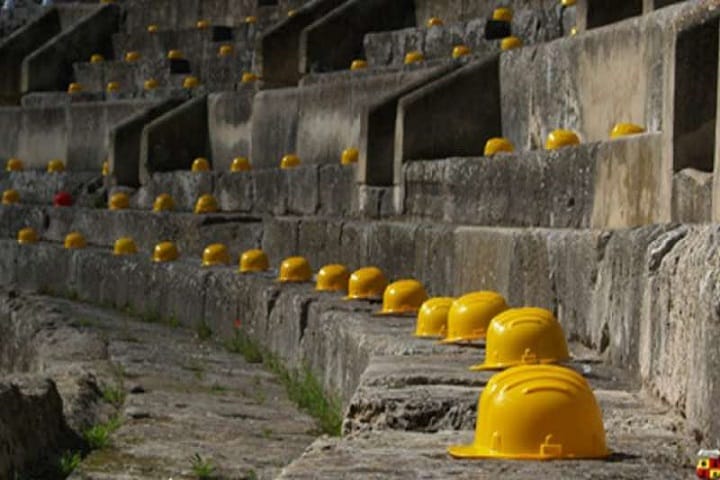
left=15, top=229, right=609, bottom=460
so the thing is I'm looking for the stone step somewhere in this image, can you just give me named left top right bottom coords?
left=363, top=7, right=562, bottom=67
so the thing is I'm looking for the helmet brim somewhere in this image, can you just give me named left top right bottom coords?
left=438, top=335, right=485, bottom=345
left=448, top=444, right=611, bottom=460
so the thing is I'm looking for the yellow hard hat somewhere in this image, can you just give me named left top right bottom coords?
left=350, top=59, right=368, bottom=71
left=113, top=237, right=138, bottom=256
left=570, top=26, right=577, bottom=36
left=147, top=24, right=159, bottom=33
left=280, top=154, right=301, bottom=169
left=404, top=51, right=424, bottom=65
left=484, top=137, right=514, bottom=156
left=500, top=36, right=523, bottom=51
left=415, top=297, right=455, bottom=338
left=315, top=264, right=350, bottom=292
left=344, top=267, right=388, bottom=301
left=230, top=156, right=251, bottom=172
left=426, top=17, right=443, bottom=27
left=102, top=161, right=109, bottom=176
left=492, top=7, right=513, bottom=22
left=17, top=227, right=38, bottom=245
left=561, top=0, right=576, bottom=6
left=109, top=192, right=130, bottom=210
left=5, top=157, right=23, bottom=171
left=202, top=243, right=231, bottom=267
left=106, top=81, right=121, bottom=93
left=218, top=44, right=234, bottom=56
left=167, top=49, right=184, bottom=60
left=439, top=291, right=508, bottom=344
left=341, top=148, right=359, bottom=165
left=241, top=72, right=259, bottom=83
left=194, top=194, right=218, bottom=214
left=64, top=232, right=86, bottom=249
left=374, top=279, right=428, bottom=316
left=183, top=76, right=200, bottom=89
left=239, top=249, right=269, bottom=273
left=278, top=256, right=312, bottom=283
left=196, top=19, right=210, bottom=29
left=153, top=241, right=179, bottom=262
left=287, top=9, right=297, bottom=17
left=452, top=45, right=471, bottom=59
left=67, top=82, right=83, bottom=94
left=2, top=189, right=20, bottom=205
left=245, top=15, right=257, bottom=24
left=144, top=78, right=159, bottom=91
left=47, top=159, right=65, bottom=173
left=124, top=51, right=140, bottom=62
left=545, top=129, right=580, bottom=150
left=90, top=53, right=104, bottom=63
left=610, top=123, right=645, bottom=139
left=469, top=307, right=570, bottom=370
left=447, top=364, right=609, bottom=460
left=191, top=157, right=210, bottom=172
left=153, top=193, right=174, bottom=212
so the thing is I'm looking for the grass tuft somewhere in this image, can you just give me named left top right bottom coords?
left=196, top=321, right=212, bottom=340
left=225, top=330, right=262, bottom=363
left=84, top=415, right=121, bottom=449
left=102, top=384, right=126, bottom=408
left=58, top=450, right=82, bottom=476
left=189, top=453, right=216, bottom=479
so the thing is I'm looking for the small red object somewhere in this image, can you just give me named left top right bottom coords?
left=53, top=191, right=73, bottom=207
left=234, top=318, right=242, bottom=329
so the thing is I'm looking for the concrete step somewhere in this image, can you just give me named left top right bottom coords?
left=124, top=0, right=259, bottom=33
left=363, top=7, right=562, bottom=67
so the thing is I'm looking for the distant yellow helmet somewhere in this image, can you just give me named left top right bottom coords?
left=5, top=158, right=23, bottom=171
left=448, top=365, right=609, bottom=460
left=153, top=241, right=179, bottom=262
left=452, top=45, right=471, bottom=59
left=202, top=243, right=231, bottom=267
left=64, top=232, right=87, bottom=249
left=350, top=59, right=368, bottom=71
left=610, top=123, right=645, bottom=139
left=239, top=249, right=269, bottom=273
left=341, top=148, right=359, bottom=165
left=492, top=7, right=513, bottom=22
left=241, top=72, right=259, bottom=83
left=280, top=154, right=301, bottom=169
left=144, top=78, right=159, bottom=91
left=47, top=159, right=65, bottom=173
left=374, top=279, right=429, bottom=316
left=102, top=161, right=109, bottom=176
left=426, top=17, right=443, bottom=27
left=191, top=157, right=210, bottom=172
left=113, top=237, right=138, bottom=256
left=561, top=0, right=576, bottom=6
left=414, top=297, right=455, bottom=338
left=315, top=264, right=350, bottom=292
left=484, top=137, right=514, bottom=156
left=500, top=36, right=523, bottom=51
left=278, top=256, right=312, bottom=283
left=106, top=81, right=120, bottom=93
left=124, top=51, right=140, bottom=62
left=67, top=82, right=83, bottom=94
left=194, top=194, right=218, bottom=214
left=545, top=129, right=580, bottom=150
left=196, top=19, right=210, bottom=29
left=109, top=192, right=130, bottom=210
left=230, top=156, right=251, bottom=172
left=470, top=307, right=570, bottom=370
left=344, top=267, right=388, bottom=301
left=218, top=44, right=234, bottom=56
left=147, top=24, right=159, bottom=33
left=167, top=49, right=184, bottom=60
left=183, top=76, right=200, bottom=89
left=90, top=53, right=104, bottom=63
left=245, top=15, right=257, bottom=24
left=439, top=291, right=508, bottom=344
left=153, top=193, right=174, bottom=212
left=404, top=51, right=424, bottom=65
left=2, top=189, right=20, bottom=205
left=17, top=227, right=38, bottom=245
